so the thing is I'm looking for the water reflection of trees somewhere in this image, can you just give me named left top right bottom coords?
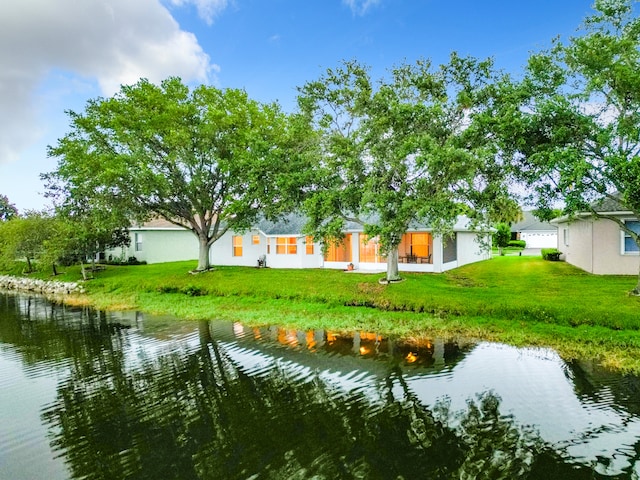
left=40, top=321, right=607, bottom=480
left=0, top=293, right=131, bottom=369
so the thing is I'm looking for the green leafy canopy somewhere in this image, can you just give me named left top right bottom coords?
left=297, top=55, right=519, bottom=281
left=44, top=77, right=307, bottom=271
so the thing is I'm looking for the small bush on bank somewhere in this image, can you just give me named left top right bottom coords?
left=106, top=256, right=147, bottom=266
left=541, top=248, right=562, bottom=261
left=508, top=240, right=526, bottom=248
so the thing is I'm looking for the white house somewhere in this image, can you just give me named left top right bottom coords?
left=552, top=197, right=640, bottom=275
left=108, top=214, right=491, bottom=273
left=510, top=211, right=558, bottom=249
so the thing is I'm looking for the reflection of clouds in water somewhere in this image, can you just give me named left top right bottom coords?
left=220, top=341, right=383, bottom=404
left=406, top=342, right=640, bottom=476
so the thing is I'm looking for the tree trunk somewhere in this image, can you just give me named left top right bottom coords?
left=196, top=235, right=211, bottom=271
left=80, top=260, right=88, bottom=281
left=25, top=256, right=33, bottom=273
left=386, top=247, right=401, bottom=282
left=52, top=263, right=58, bottom=276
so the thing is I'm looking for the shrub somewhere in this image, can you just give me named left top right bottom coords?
left=541, top=248, right=562, bottom=261
left=508, top=240, right=526, bottom=248
left=492, top=223, right=511, bottom=248
left=127, top=256, right=146, bottom=265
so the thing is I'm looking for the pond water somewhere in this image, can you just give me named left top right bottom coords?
left=1, top=292, right=640, bottom=479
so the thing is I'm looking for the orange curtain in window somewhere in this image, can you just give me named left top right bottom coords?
left=359, top=235, right=382, bottom=263
left=276, top=237, right=298, bottom=254
left=305, top=236, right=314, bottom=255
left=411, top=233, right=430, bottom=258
left=287, top=237, right=297, bottom=254
left=399, top=233, right=432, bottom=258
left=324, top=234, right=352, bottom=262
left=232, top=235, right=243, bottom=256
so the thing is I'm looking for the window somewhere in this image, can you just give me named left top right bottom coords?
left=359, top=235, right=385, bottom=263
left=398, top=232, right=432, bottom=263
left=623, top=220, right=640, bottom=254
left=232, top=235, right=243, bottom=256
left=252, top=235, right=260, bottom=245
left=305, top=236, right=314, bottom=255
left=443, top=233, right=457, bottom=263
left=276, top=237, right=297, bottom=254
left=410, top=233, right=430, bottom=258
left=267, top=237, right=270, bottom=254
left=563, top=228, right=570, bottom=247
left=134, top=233, right=143, bottom=252
left=324, top=234, right=352, bottom=262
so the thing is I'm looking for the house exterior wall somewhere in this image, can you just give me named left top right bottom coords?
left=557, top=217, right=640, bottom=275
left=265, top=236, right=324, bottom=269
left=456, top=232, right=491, bottom=268
left=592, top=218, right=640, bottom=275
left=209, top=230, right=266, bottom=267
left=209, top=231, right=324, bottom=268
left=106, top=228, right=198, bottom=264
left=557, top=219, right=593, bottom=273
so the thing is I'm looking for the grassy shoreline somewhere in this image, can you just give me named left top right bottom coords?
left=5, top=256, right=640, bottom=374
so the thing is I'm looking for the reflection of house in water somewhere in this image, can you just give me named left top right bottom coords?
left=216, top=321, right=476, bottom=377
left=1, top=295, right=472, bottom=379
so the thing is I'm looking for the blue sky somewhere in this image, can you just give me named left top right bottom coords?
left=0, top=0, right=597, bottom=212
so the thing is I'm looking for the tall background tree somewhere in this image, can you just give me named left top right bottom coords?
left=0, top=195, right=18, bottom=221
left=493, top=223, right=512, bottom=256
left=0, top=211, right=56, bottom=273
left=496, top=0, right=640, bottom=293
left=298, top=56, right=519, bottom=282
left=44, top=77, right=306, bottom=272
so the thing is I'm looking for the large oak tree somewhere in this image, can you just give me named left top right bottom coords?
left=495, top=0, right=640, bottom=293
left=45, top=77, right=304, bottom=271
left=297, top=56, right=519, bottom=282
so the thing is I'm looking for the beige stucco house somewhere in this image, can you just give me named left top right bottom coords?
left=551, top=199, right=640, bottom=275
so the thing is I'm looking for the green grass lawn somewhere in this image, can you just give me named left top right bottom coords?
left=7, top=256, right=640, bottom=373
left=490, top=246, right=524, bottom=255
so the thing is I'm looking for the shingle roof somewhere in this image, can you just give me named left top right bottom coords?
left=591, top=194, right=629, bottom=213
left=134, top=212, right=484, bottom=235
left=257, top=214, right=308, bottom=235
left=133, top=218, right=189, bottom=229
left=511, top=211, right=556, bottom=233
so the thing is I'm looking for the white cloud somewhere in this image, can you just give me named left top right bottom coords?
left=168, top=0, right=231, bottom=25
left=0, top=0, right=217, bottom=165
left=343, top=0, right=381, bottom=16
